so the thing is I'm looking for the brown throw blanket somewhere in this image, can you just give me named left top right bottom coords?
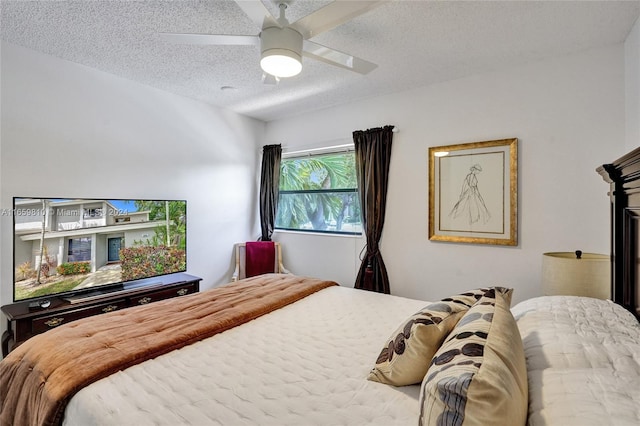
left=0, top=274, right=337, bottom=426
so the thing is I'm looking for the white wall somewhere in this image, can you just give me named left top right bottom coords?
left=626, top=17, right=640, bottom=151
left=0, top=43, right=264, bottom=339
left=266, top=46, right=627, bottom=305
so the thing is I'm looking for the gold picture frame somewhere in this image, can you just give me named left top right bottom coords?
left=429, top=138, right=518, bottom=245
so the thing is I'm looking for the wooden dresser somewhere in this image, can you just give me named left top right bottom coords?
left=1, top=272, right=201, bottom=357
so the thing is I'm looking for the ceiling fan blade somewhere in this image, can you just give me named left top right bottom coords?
left=159, top=33, right=259, bottom=46
left=291, top=0, right=388, bottom=39
left=235, top=0, right=279, bottom=29
left=303, top=40, right=377, bottom=74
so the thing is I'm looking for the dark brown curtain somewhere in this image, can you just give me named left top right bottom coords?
left=259, top=144, right=282, bottom=241
left=353, top=125, right=394, bottom=293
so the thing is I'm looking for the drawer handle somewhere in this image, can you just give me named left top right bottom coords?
left=102, top=305, right=119, bottom=313
left=138, top=297, right=152, bottom=305
left=44, top=317, right=64, bottom=328
left=176, top=288, right=189, bottom=296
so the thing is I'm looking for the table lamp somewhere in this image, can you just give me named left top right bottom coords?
left=541, top=250, right=610, bottom=299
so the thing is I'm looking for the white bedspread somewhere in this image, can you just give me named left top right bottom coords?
left=63, top=286, right=429, bottom=426
left=512, top=296, right=640, bottom=426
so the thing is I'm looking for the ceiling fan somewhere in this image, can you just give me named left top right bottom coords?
left=160, top=0, right=387, bottom=82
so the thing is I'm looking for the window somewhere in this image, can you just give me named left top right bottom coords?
left=276, top=151, right=361, bottom=235
left=68, top=237, right=92, bottom=262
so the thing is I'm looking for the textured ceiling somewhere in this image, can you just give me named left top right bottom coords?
left=2, top=0, right=639, bottom=122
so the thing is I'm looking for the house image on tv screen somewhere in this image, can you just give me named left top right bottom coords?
left=13, top=198, right=186, bottom=301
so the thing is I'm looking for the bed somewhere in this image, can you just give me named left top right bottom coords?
left=1, top=148, right=640, bottom=426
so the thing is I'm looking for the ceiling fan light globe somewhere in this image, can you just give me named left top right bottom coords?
left=260, top=50, right=302, bottom=77
left=260, top=26, right=303, bottom=78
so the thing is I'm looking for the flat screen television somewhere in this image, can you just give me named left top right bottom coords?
left=13, top=198, right=187, bottom=303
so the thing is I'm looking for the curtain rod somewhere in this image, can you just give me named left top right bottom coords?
left=282, top=142, right=353, bottom=158
left=273, top=137, right=352, bottom=156
left=264, top=126, right=399, bottom=156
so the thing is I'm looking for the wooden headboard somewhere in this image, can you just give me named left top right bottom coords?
left=597, top=147, right=640, bottom=320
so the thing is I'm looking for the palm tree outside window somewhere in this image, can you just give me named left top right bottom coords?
left=276, top=151, right=362, bottom=235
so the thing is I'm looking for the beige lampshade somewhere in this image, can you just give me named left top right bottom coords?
left=542, top=252, right=611, bottom=299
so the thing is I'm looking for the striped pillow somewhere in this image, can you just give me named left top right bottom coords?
left=418, top=287, right=527, bottom=426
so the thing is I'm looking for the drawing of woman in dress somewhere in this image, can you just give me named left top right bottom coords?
left=449, top=164, right=491, bottom=224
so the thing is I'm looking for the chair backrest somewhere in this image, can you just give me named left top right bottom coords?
left=233, top=242, right=286, bottom=281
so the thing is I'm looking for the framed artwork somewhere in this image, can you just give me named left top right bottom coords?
left=429, top=138, right=518, bottom=246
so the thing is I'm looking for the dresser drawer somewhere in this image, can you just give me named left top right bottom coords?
left=130, top=282, right=198, bottom=306
left=31, top=299, right=126, bottom=334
